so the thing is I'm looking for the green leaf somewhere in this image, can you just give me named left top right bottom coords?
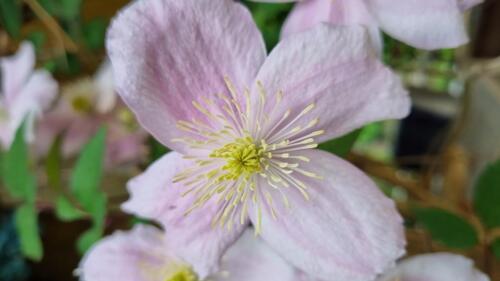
left=318, top=129, right=362, bottom=158
left=14, top=203, right=43, bottom=261
left=243, top=1, right=293, bottom=50
left=474, top=159, right=500, bottom=228
left=414, top=208, right=478, bottom=249
left=2, top=123, right=36, bottom=201
left=26, top=31, right=46, bottom=53
left=0, top=0, right=22, bottom=38
left=45, top=135, right=62, bottom=192
left=38, top=0, right=81, bottom=21
left=70, top=128, right=106, bottom=209
left=77, top=193, right=106, bottom=254
left=87, top=192, right=107, bottom=225
left=492, top=239, right=500, bottom=260
left=82, top=18, right=107, bottom=50
left=55, top=196, right=85, bottom=222
left=77, top=225, right=103, bottom=254
left=357, top=123, right=383, bottom=144
left=148, top=137, right=170, bottom=163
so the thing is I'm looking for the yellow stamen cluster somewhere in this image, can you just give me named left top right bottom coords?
left=165, top=268, right=198, bottom=281
left=172, top=77, right=324, bottom=233
left=210, top=136, right=264, bottom=181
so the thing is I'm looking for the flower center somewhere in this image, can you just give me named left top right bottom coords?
left=172, top=78, right=323, bottom=233
left=165, top=268, right=198, bottom=281
left=71, top=96, right=93, bottom=113
left=210, top=136, right=264, bottom=181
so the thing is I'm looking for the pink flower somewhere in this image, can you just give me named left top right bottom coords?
left=377, top=253, right=490, bottom=281
left=79, top=225, right=303, bottom=281
left=107, top=0, right=410, bottom=280
left=253, top=0, right=483, bottom=51
left=0, top=42, right=58, bottom=149
left=36, top=61, right=147, bottom=167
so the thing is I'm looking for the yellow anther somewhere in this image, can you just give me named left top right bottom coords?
left=71, top=96, right=93, bottom=113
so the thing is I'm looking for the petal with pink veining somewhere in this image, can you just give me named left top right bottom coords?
left=212, top=229, right=302, bottom=281
left=106, top=0, right=266, bottom=154
left=79, top=225, right=176, bottom=281
left=248, top=149, right=406, bottom=281
left=122, top=152, right=247, bottom=278
left=250, top=24, right=409, bottom=144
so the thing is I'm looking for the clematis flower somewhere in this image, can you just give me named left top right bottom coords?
left=0, top=42, right=58, bottom=149
left=36, top=61, right=147, bottom=167
left=252, top=0, right=483, bottom=51
left=79, top=225, right=303, bottom=281
left=107, top=0, right=410, bottom=280
left=377, top=253, right=490, bottom=281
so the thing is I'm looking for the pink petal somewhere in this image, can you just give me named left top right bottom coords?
left=0, top=42, right=35, bottom=104
left=5, top=70, right=58, bottom=147
left=122, top=152, right=246, bottom=278
left=94, top=60, right=117, bottom=114
left=251, top=24, right=409, bottom=143
left=281, top=0, right=382, bottom=51
left=79, top=225, right=175, bottom=281
left=248, top=149, right=406, bottom=281
left=368, top=0, right=469, bottom=50
left=63, top=116, right=99, bottom=156
left=212, top=229, right=302, bottom=281
left=105, top=121, right=148, bottom=166
left=377, top=253, right=490, bottom=281
left=106, top=0, right=266, bottom=154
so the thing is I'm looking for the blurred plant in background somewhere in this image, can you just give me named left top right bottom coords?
left=1, top=0, right=500, bottom=280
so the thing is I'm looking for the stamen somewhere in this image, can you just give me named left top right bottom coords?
left=172, top=78, right=324, bottom=231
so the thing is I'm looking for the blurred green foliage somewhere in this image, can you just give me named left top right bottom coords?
left=39, top=0, right=82, bottom=22
left=69, top=128, right=107, bottom=254
left=1, top=123, right=43, bottom=261
left=14, top=204, right=43, bottom=261
left=0, top=0, right=22, bottom=38
left=414, top=208, right=478, bottom=249
left=45, top=135, right=62, bottom=193
left=319, top=129, right=362, bottom=158
left=26, top=31, right=46, bottom=53
left=474, top=159, right=500, bottom=259
left=82, top=18, right=107, bottom=50
left=148, top=137, right=170, bottom=163
left=241, top=1, right=293, bottom=50
left=474, top=159, right=500, bottom=228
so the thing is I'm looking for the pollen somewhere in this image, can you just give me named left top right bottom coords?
left=210, top=136, right=264, bottom=181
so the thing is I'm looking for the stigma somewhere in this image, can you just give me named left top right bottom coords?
left=172, top=77, right=323, bottom=233
left=210, top=136, right=264, bottom=181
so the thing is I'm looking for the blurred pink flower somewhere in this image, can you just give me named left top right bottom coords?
left=107, top=0, right=410, bottom=280
left=79, top=225, right=303, bottom=281
left=36, top=61, right=147, bottom=167
left=377, top=253, right=490, bottom=281
left=253, top=0, right=483, bottom=51
left=0, top=42, right=58, bottom=149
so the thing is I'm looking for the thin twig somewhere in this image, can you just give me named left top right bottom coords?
left=23, top=0, right=78, bottom=53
